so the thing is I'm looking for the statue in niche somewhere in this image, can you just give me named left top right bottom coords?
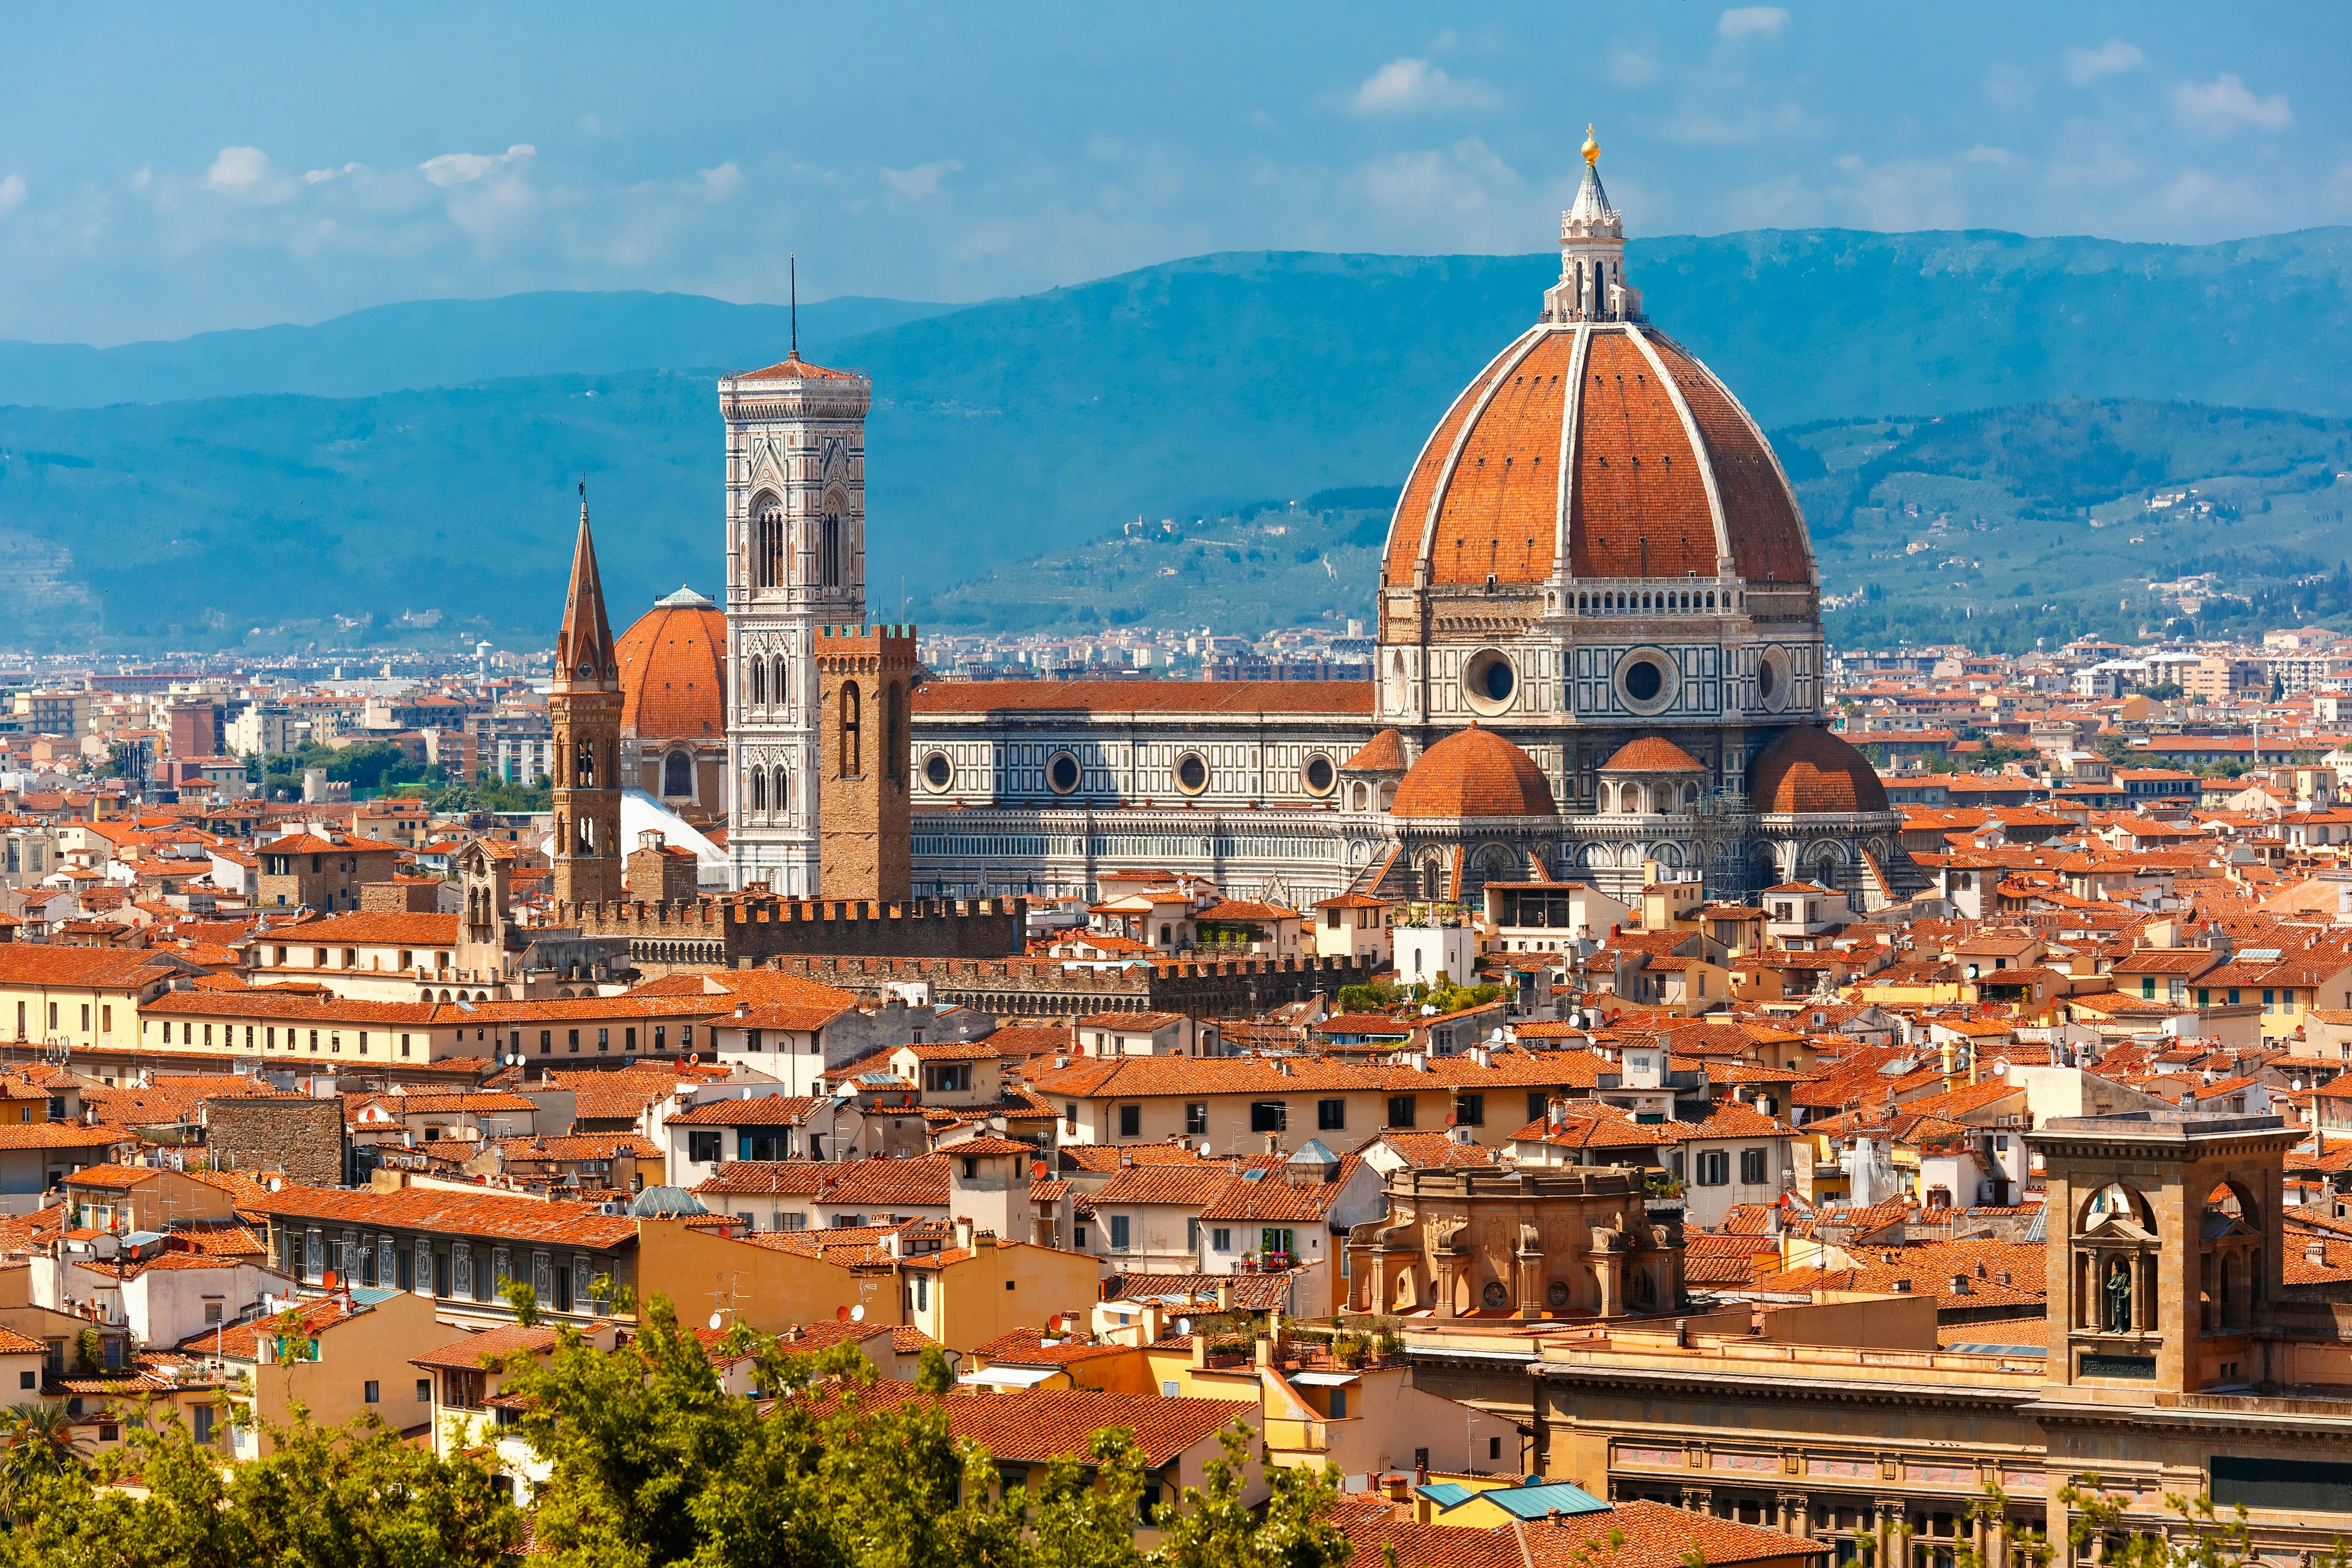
left=2105, top=1255, right=2134, bottom=1334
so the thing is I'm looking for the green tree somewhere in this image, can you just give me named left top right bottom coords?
left=502, top=1294, right=1347, bottom=1568
left=914, top=1341, right=956, bottom=1395
left=6, top=1401, right=517, bottom=1568
left=499, top=1278, right=541, bottom=1328
left=1153, top=1425, right=1347, bottom=1568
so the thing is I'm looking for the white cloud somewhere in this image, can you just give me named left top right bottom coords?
left=879, top=159, right=963, bottom=199
left=1608, top=44, right=1661, bottom=88
left=2171, top=73, right=2291, bottom=134
left=1349, top=57, right=1500, bottom=116
left=303, top=162, right=363, bottom=185
left=0, top=174, right=22, bottom=218
left=1716, top=7, right=1788, bottom=40
left=1983, top=62, right=2036, bottom=112
left=2062, top=39, right=2144, bottom=86
left=1658, top=98, right=1817, bottom=147
left=1826, top=155, right=1965, bottom=230
left=1351, top=136, right=1528, bottom=241
left=418, top=143, right=536, bottom=188
left=1962, top=144, right=2018, bottom=166
left=203, top=146, right=297, bottom=203
left=699, top=162, right=743, bottom=204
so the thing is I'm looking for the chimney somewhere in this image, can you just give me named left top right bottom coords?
left=953, top=1216, right=974, bottom=1251
left=1216, top=1281, right=1235, bottom=1311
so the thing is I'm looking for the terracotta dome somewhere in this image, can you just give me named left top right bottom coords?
left=1342, top=729, right=1409, bottom=773
left=1389, top=725, right=1557, bottom=818
left=1380, top=152, right=1809, bottom=597
left=1599, top=735, right=1703, bottom=773
left=616, top=587, right=727, bottom=740
left=1747, top=725, right=1887, bottom=815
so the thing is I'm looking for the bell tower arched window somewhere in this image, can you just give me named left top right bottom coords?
left=749, top=767, right=767, bottom=814
left=820, top=490, right=845, bottom=588
left=748, top=656, right=766, bottom=709
left=752, top=493, right=785, bottom=590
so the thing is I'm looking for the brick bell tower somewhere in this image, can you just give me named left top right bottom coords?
left=816, top=622, right=913, bottom=902
left=551, top=485, right=625, bottom=908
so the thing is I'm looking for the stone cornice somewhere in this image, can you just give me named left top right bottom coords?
left=1522, top=1358, right=2039, bottom=1413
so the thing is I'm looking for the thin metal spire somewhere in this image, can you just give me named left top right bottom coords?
left=790, top=253, right=798, bottom=355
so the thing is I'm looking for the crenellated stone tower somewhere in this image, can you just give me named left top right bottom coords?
left=816, top=623, right=915, bottom=902
left=550, top=488, right=624, bottom=907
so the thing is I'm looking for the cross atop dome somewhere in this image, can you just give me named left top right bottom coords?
left=1543, top=126, right=1641, bottom=324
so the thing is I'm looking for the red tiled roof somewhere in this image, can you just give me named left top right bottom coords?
left=617, top=598, right=727, bottom=742
left=1342, top=730, right=1408, bottom=773
left=248, top=1185, right=637, bottom=1249
left=1748, top=725, right=1888, bottom=815
left=1602, top=736, right=1704, bottom=773
left=912, top=681, right=1373, bottom=717
left=1390, top=726, right=1557, bottom=819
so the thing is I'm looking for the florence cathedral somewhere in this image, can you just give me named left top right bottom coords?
left=597, top=135, right=1917, bottom=914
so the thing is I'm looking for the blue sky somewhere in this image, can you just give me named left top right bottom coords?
left=3, top=1, right=2345, bottom=344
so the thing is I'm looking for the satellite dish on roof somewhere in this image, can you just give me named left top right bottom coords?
left=850, top=1304, right=865, bottom=1323
left=1177, top=1317, right=1193, bottom=1337
left=1991, top=1060, right=2008, bottom=1077
left=1491, top=1028, right=1505, bottom=1043
left=835, top=1305, right=850, bottom=1323
left=709, top=1311, right=724, bottom=1331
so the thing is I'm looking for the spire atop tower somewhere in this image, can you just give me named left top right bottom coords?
left=555, top=481, right=617, bottom=687
left=790, top=252, right=798, bottom=356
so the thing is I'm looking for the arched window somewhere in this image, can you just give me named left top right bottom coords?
left=662, top=751, right=691, bottom=798
left=575, top=740, right=596, bottom=788
left=1816, top=856, right=1836, bottom=888
left=752, top=493, right=785, bottom=590
left=770, top=654, right=788, bottom=712
left=820, top=490, right=845, bottom=588
left=839, top=682, right=862, bottom=778
left=749, top=767, right=767, bottom=814
left=749, top=656, right=766, bottom=709
left=885, top=682, right=905, bottom=782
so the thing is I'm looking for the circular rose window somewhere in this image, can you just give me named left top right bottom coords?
left=1047, top=753, right=1081, bottom=794
left=1175, top=753, right=1209, bottom=794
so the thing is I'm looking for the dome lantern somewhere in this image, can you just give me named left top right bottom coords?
left=1546, top=125, right=1640, bottom=324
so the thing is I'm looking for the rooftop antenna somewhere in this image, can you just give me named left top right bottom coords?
left=790, top=254, right=798, bottom=358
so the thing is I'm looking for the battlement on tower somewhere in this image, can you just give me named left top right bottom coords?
left=815, top=622, right=918, bottom=660
left=556, top=890, right=1024, bottom=974
left=769, top=950, right=1378, bottom=1016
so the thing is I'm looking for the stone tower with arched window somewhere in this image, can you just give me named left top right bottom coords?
left=2029, top=1109, right=2298, bottom=1397
left=550, top=492, right=623, bottom=908
left=718, top=348, right=871, bottom=893
left=816, top=624, right=914, bottom=902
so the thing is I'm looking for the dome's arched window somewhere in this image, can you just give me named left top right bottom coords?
left=663, top=751, right=691, bottom=798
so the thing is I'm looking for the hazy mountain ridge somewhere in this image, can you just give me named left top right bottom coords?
left=0, top=293, right=958, bottom=409
left=4, top=226, right=2352, bottom=648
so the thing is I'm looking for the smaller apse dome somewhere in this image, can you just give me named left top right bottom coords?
left=616, top=586, right=728, bottom=741
left=1599, top=736, right=1704, bottom=773
left=1390, top=725, right=1558, bottom=818
left=1747, top=725, right=1888, bottom=815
